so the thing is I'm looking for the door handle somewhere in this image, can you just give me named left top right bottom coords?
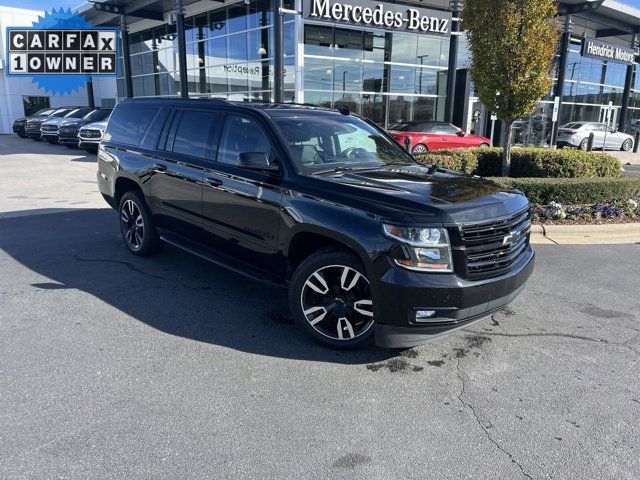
left=206, top=177, right=223, bottom=187
left=154, top=163, right=168, bottom=172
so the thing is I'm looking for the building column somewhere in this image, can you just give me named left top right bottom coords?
left=550, top=14, right=572, bottom=148
left=273, top=0, right=284, bottom=103
left=444, top=0, right=462, bottom=124
left=120, top=15, right=133, bottom=98
left=619, top=32, right=638, bottom=133
left=175, top=0, right=189, bottom=99
left=86, top=78, right=95, bottom=108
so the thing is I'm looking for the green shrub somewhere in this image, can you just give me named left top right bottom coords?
left=474, top=147, right=620, bottom=178
left=489, top=177, right=640, bottom=204
left=414, top=149, right=479, bottom=175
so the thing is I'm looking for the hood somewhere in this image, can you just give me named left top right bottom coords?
left=42, top=117, right=68, bottom=126
left=60, top=118, right=93, bottom=128
left=81, top=120, right=108, bottom=130
left=310, top=164, right=528, bottom=224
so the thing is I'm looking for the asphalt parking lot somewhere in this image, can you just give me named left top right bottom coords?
left=1, top=134, right=639, bottom=479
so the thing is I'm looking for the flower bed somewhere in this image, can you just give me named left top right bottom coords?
left=532, top=199, right=640, bottom=224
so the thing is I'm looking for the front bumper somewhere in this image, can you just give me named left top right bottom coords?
left=79, top=139, right=100, bottom=148
left=373, top=246, right=535, bottom=348
left=58, top=135, right=79, bottom=145
left=26, top=130, right=42, bottom=139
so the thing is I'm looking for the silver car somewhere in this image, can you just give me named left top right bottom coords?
left=557, top=122, right=634, bottom=151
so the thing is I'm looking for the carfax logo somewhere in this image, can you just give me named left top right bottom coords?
left=5, top=8, right=119, bottom=94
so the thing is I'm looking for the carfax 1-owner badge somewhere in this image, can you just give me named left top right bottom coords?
left=5, top=8, right=118, bottom=94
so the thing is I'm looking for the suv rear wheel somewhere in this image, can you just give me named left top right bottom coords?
left=119, top=190, right=161, bottom=256
left=289, top=250, right=374, bottom=348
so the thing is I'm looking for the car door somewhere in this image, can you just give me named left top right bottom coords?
left=432, top=123, right=462, bottom=149
left=202, top=113, right=284, bottom=274
left=588, top=124, right=606, bottom=149
left=148, top=108, right=222, bottom=241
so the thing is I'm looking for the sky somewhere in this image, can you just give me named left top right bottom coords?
left=2, top=0, right=640, bottom=13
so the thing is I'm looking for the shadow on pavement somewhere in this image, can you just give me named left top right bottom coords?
left=0, top=208, right=396, bottom=365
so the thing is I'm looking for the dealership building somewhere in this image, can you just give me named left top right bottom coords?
left=80, top=0, right=640, bottom=145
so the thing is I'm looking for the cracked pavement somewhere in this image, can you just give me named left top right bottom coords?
left=1, top=135, right=640, bottom=479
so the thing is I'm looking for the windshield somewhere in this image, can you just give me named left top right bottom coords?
left=562, top=122, right=586, bottom=129
left=83, top=109, right=112, bottom=121
left=64, top=108, right=92, bottom=118
left=273, top=114, right=414, bottom=173
left=35, top=108, right=54, bottom=116
left=50, top=109, right=71, bottom=117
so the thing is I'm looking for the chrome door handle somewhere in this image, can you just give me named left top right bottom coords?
left=206, top=177, right=223, bottom=187
left=154, top=163, right=168, bottom=172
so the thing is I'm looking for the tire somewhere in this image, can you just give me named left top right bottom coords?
left=84, top=147, right=98, bottom=153
left=118, top=190, right=162, bottom=256
left=579, top=138, right=589, bottom=150
left=17, top=132, right=27, bottom=138
left=289, top=250, right=375, bottom=349
left=621, top=138, right=633, bottom=151
left=45, top=138, right=58, bottom=144
left=411, top=144, right=428, bottom=155
left=64, top=144, right=78, bottom=149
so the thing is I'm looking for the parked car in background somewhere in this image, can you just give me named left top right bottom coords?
left=58, top=108, right=112, bottom=148
left=97, top=98, right=534, bottom=349
left=78, top=119, right=109, bottom=152
left=40, top=107, right=92, bottom=144
left=388, top=121, right=491, bottom=155
left=13, top=108, right=55, bottom=138
left=25, top=108, right=76, bottom=140
left=557, top=122, right=634, bottom=151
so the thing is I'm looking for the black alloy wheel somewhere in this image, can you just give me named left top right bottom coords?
left=118, top=191, right=161, bottom=256
left=290, top=250, right=374, bottom=348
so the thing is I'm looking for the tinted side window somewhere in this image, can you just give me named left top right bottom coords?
left=217, top=115, right=272, bottom=165
left=105, top=106, right=159, bottom=146
left=171, top=110, right=222, bottom=159
left=433, top=124, right=459, bottom=135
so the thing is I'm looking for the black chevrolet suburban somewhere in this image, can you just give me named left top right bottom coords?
left=97, top=99, right=534, bottom=349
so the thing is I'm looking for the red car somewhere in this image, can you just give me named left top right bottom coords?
left=388, top=121, right=491, bottom=155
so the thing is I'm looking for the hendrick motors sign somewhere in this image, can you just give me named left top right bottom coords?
left=581, top=37, right=635, bottom=65
left=303, top=0, right=451, bottom=35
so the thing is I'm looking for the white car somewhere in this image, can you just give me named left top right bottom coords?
left=557, top=122, right=634, bottom=151
left=78, top=119, right=109, bottom=152
left=40, top=107, right=93, bottom=144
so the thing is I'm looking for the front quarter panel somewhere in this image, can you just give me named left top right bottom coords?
left=279, top=187, right=386, bottom=279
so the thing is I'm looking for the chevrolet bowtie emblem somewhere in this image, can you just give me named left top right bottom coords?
left=503, top=230, right=522, bottom=245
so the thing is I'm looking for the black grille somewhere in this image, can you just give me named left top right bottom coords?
left=59, top=127, right=77, bottom=135
left=458, top=207, right=531, bottom=280
left=41, top=124, right=58, bottom=132
left=80, top=129, right=101, bottom=139
left=26, top=121, right=42, bottom=131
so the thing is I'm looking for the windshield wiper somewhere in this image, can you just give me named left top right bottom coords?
left=310, top=166, right=369, bottom=175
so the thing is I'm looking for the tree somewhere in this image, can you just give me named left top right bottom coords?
left=462, top=0, right=559, bottom=176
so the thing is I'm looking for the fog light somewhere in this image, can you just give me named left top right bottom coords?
left=415, top=310, right=437, bottom=322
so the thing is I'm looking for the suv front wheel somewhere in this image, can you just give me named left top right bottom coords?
left=289, top=250, right=374, bottom=348
left=119, top=190, right=161, bottom=256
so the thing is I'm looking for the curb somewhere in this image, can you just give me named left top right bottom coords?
left=530, top=222, right=640, bottom=245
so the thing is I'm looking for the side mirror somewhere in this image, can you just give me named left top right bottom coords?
left=238, top=152, right=279, bottom=172
left=457, top=130, right=466, bottom=137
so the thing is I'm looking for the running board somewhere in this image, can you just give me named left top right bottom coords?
left=159, top=231, right=287, bottom=289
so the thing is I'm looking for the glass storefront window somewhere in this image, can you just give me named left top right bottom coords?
left=389, top=34, right=417, bottom=64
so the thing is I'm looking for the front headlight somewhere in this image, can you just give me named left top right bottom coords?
left=382, top=224, right=453, bottom=272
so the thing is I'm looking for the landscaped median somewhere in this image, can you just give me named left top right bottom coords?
left=414, top=147, right=640, bottom=244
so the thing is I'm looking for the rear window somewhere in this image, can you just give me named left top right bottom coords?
left=105, top=106, right=159, bottom=146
